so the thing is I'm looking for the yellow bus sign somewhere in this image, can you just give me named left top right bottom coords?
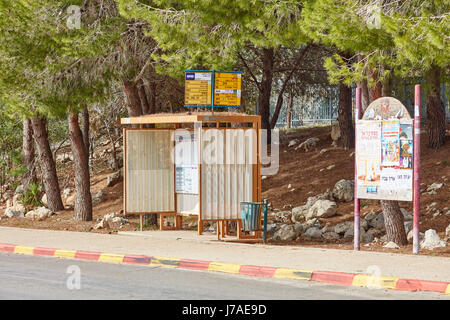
left=214, top=72, right=242, bottom=106
left=184, top=71, right=212, bottom=106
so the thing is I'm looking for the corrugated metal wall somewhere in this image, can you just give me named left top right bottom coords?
left=201, top=129, right=255, bottom=220
left=125, top=130, right=174, bottom=213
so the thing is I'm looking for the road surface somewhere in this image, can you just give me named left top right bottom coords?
left=0, top=253, right=448, bottom=300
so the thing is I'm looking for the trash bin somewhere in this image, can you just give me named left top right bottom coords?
left=240, top=202, right=263, bottom=232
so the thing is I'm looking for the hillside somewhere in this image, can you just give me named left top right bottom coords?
left=1, top=123, right=449, bottom=256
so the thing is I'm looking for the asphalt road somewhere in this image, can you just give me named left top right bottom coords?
left=0, top=253, right=448, bottom=300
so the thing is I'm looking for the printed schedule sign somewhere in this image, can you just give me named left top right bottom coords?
left=184, top=72, right=212, bottom=106
left=356, top=119, right=413, bottom=201
left=184, top=70, right=242, bottom=107
left=214, top=72, right=242, bottom=106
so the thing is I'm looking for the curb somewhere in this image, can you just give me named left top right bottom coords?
left=1, top=243, right=449, bottom=295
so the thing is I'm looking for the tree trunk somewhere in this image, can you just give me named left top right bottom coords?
left=381, top=200, right=408, bottom=245
left=338, top=82, right=354, bottom=149
left=138, top=79, right=150, bottom=115
left=270, top=94, right=283, bottom=129
left=258, top=48, right=275, bottom=143
left=123, top=80, right=143, bottom=117
left=286, top=91, right=293, bottom=129
left=31, top=116, right=64, bottom=212
left=426, top=66, right=446, bottom=149
left=22, top=119, right=37, bottom=191
left=68, top=111, right=92, bottom=221
left=80, top=107, right=90, bottom=158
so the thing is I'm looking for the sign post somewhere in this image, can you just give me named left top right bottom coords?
left=354, top=87, right=361, bottom=251
left=354, top=90, right=420, bottom=253
left=413, top=85, right=421, bottom=254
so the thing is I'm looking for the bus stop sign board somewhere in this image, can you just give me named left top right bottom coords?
left=184, top=70, right=242, bottom=108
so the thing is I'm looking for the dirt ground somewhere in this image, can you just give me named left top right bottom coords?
left=1, top=123, right=449, bottom=257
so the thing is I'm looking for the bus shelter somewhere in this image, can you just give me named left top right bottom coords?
left=121, top=112, right=262, bottom=239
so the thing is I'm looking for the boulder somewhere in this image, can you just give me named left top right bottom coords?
left=322, top=231, right=340, bottom=241
left=420, top=229, right=446, bottom=250
left=272, top=224, right=304, bottom=242
left=295, top=137, right=320, bottom=152
left=366, top=228, right=383, bottom=238
left=334, top=221, right=353, bottom=235
left=288, top=139, right=299, bottom=147
left=14, top=184, right=24, bottom=194
left=368, top=213, right=385, bottom=230
left=344, top=225, right=365, bottom=239
left=364, top=210, right=378, bottom=222
left=400, top=208, right=413, bottom=221
left=361, top=232, right=374, bottom=243
left=41, top=194, right=48, bottom=207
left=106, top=170, right=122, bottom=187
left=94, top=219, right=110, bottom=230
left=4, top=206, right=25, bottom=218
left=307, top=199, right=337, bottom=219
left=271, top=210, right=291, bottom=223
left=383, top=241, right=400, bottom=249
left=92, top=190, right=104, bottom=205
left=303, top=227, right=322, bottom=240
left=332, top=179, right=354, bottom=202
left=25, top=207, right=53, bottom=220
left=404, top=221, right=413, bottom=235
left=62, top=188, right=72, bottom=198
left=407, top=230, right=424, bottom=243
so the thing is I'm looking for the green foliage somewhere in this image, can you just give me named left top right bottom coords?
left=20, top=183, right=43, bottom=207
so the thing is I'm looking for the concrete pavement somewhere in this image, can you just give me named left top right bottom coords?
left=1, top=253, right=448, bottom=300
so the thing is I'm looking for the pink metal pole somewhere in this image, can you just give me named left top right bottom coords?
left=354, top=87, right=361, bottom=251
left=413, top=85, right=421, bottom=254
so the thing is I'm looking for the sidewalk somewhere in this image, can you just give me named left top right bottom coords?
left=0, top=226, right=449, bottom=284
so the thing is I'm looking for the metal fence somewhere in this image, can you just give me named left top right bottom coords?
left=274, top=82, right=450, bottom=129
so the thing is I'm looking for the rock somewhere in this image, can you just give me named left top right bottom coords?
left=4, top=206, right=25, bottom=218
left=426, top=183, right=443, bottom=193
left=323, top=231, right=340, bottom=241
left=446, top=224, right=450, bottom=239
left=41, top=194, right=48, bottom=207
left=25, top=207, right=53, bottom=220
left=305, top=218, right=322, bottom=229
left=106, top=154, right=123, bottom=170
left=360, top=219, right=369, bottom=231
left=420, top=229, right=446, bottom=250
left=106, top=170, right=122, bottom=187
left=326, top=164, right=335, bottom=170
left=288, top=139, right=299, bottom=147
left=307, top=199, right=337, bottom=219
left=296, top=137, right=320, bottom=152
left=334, top=221, right=353, bottom=235
left=366, top=228, right=383, bottom=238
left=12, top=193, right=23, bottom=208
left=63, top=188, right=72, bottom=198
left=94, top=219, right=110, bottom=230
left=66, top=194, right=75, bottom=207
left=407, top=230, right=424, bottom=243
left=303, top=227, right=322, bottom=239
left=400, top=208, right=412, bottom=221
left=56, top=153, right=73, bottom=163
left=344, top=225, right=365, bottom=239
left=368, top=213, right=385, bottom=230
left=362, top=232, right=374, bottom=243
left=92, top=190, right=104, bottom=205
left=364, top=210, right=378, bottom=222
left=14, top=185, right=24, bottom=194
left=404, top=221, right=413, bottom=234
left=272, top=211, right=291, bottom=223
left=272, top=224, right=304, bottom=242
left=320, top=149, right=328, bottom=155
left=291, top=191, right=333, bottom=223
left=332, top=179, right=354, bottom=202
left=320, top=222, right=332, bottom=234
left=266, top=223, right=278, bottom=234
left=384, top=241, right=400, bottom=249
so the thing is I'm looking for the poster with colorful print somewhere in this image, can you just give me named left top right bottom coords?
left=381, top=120, right=400, bottom=167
